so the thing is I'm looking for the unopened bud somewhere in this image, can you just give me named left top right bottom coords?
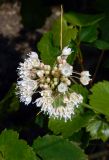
left=66, top=79, right=71, bottom=85
left=44, top=84, right=49, bottom=89
left=40, top=63, right=44, bottom=68
left=45, top=70, right=50, bottom=75
left=46, top=77, right=50, bottom=83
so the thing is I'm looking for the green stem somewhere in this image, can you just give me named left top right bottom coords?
left=82, top=103, right=92, bottom=109
left=60, top=5, right=63, bottom=50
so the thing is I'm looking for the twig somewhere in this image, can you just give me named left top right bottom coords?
left=91, top=50, right=104, bottom=85
left=60, top=4, right=63, bottom=50
left=88, top=150, right=109, bottom=159
left=77, top=46, right=84, bottom=70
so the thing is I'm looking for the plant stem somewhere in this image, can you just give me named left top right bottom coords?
left=77, top=46, right=84, bottom=70
left=77, top=27, right=84, bottom=70
left=88, top=150, right=109, bottom=159
left=60, top=4, right=63, bottom=50
left=91, top=50, right=104, bottom=85
left=82, top=103, right=92, bottom=109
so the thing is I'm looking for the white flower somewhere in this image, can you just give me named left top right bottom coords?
left=16, top=49, right=89, bottom=121
left=80, top=71, right=91, bottom=77
left=57, top=82, right=68, bottom=93
left=80, top=71, right=91, bottom=85
left=34, top=91, right=83, bottom=122
left=80, top=76, right=91, bottom=85
left=59, top=63, right=73, bottom=77
left=17, top=78, right=38, bottom=105
left=34, top=97, right=43, bottom=107
left=62, top=46, right=72, bottom=56
left=25, top=97, right=32, bottom=105
left=27, top=52, right=40, bottom=68
left=70, top=92, right=83, bottom=105
left=29, top=51, right=38, bottom=59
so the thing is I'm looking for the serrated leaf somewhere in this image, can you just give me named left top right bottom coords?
left=62, top=27, right=78, bottom=47
left=87, top=119, right=102, bottom=139
left=89, top=81, right=109, bottom=116
left=94, top=40, right=109, bottom=50
left=37, top=32, right=59, bottom=66
left=64, top=12, right=104, bottom=27
left=0, top=129, right=37, bottom=160
left=80, top=25, right=98, bottom=43
left=48, top=111, right=94, bottom=138
left=51, top=19, right=78, bottom=48
left=67, top=40, right=78, bottom=64
left=33, top=135, right=87, bottom=160
left=86, top=118, right=109, bottom=142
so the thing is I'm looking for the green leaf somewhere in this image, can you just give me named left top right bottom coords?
left=71, top=84, right=89, bottom=102
left=62, top=27, right=78, bottom=47
left=64, top=12, right=104, bottom=27
left=37, top=32, right=59, bottom=66
left=48, top=111, right=94, bottom=138
left=89, top=81, right=109, bottom=116
left=0, top=129, right=37, bottom=160
left=33, top=135, right=87, bottom=160
left=94, top=40, right=109, bottom=50
left=51, top=19, right=78, bottom=48
left=80, top=25, right=98, bottom=43
left=67, top=40, right=78, bottom=64
left=35, top=114, right=46, bottom=128
left=51, top=18, right=67, bottom=47
left=86, top=117, right=109, bottom=142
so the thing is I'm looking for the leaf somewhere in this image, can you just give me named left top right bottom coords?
left=86, top=117, right=109, bottom=142
left=0, top=129, right=37, bottom=160
left=67, top=40, right=78, bottom=64
left=80, top=25, right=98, bottom=43
left=51, top=18, right=67, bottom=47
left=37, top=32, right=59, bottom=66
left=94, top=40, right=109, bottom=50
left=64, top=12, right=104, bottom=27
left=51, top=19, right=78, bottom=48
left=48, top=111, right=94, bottom=138
left=89, top=81, right=109, bottom=116
left=35, top=114, right=46, bottom=128
left=71, top=84, right=89, bottom=102
left=33, top=135, right=87, bottom=160
left=62, top=27, right=78, bottom=47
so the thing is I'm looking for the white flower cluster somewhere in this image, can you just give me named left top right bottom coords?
left=34, top=90, right=83, bottom=122
left=16, top=46, right=91, bottom=121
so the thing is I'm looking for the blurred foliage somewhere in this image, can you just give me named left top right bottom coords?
left=21, top=0, right=50, bottom=29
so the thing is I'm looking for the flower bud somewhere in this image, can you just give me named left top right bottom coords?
left=61, top=46, right=72, bottom=56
